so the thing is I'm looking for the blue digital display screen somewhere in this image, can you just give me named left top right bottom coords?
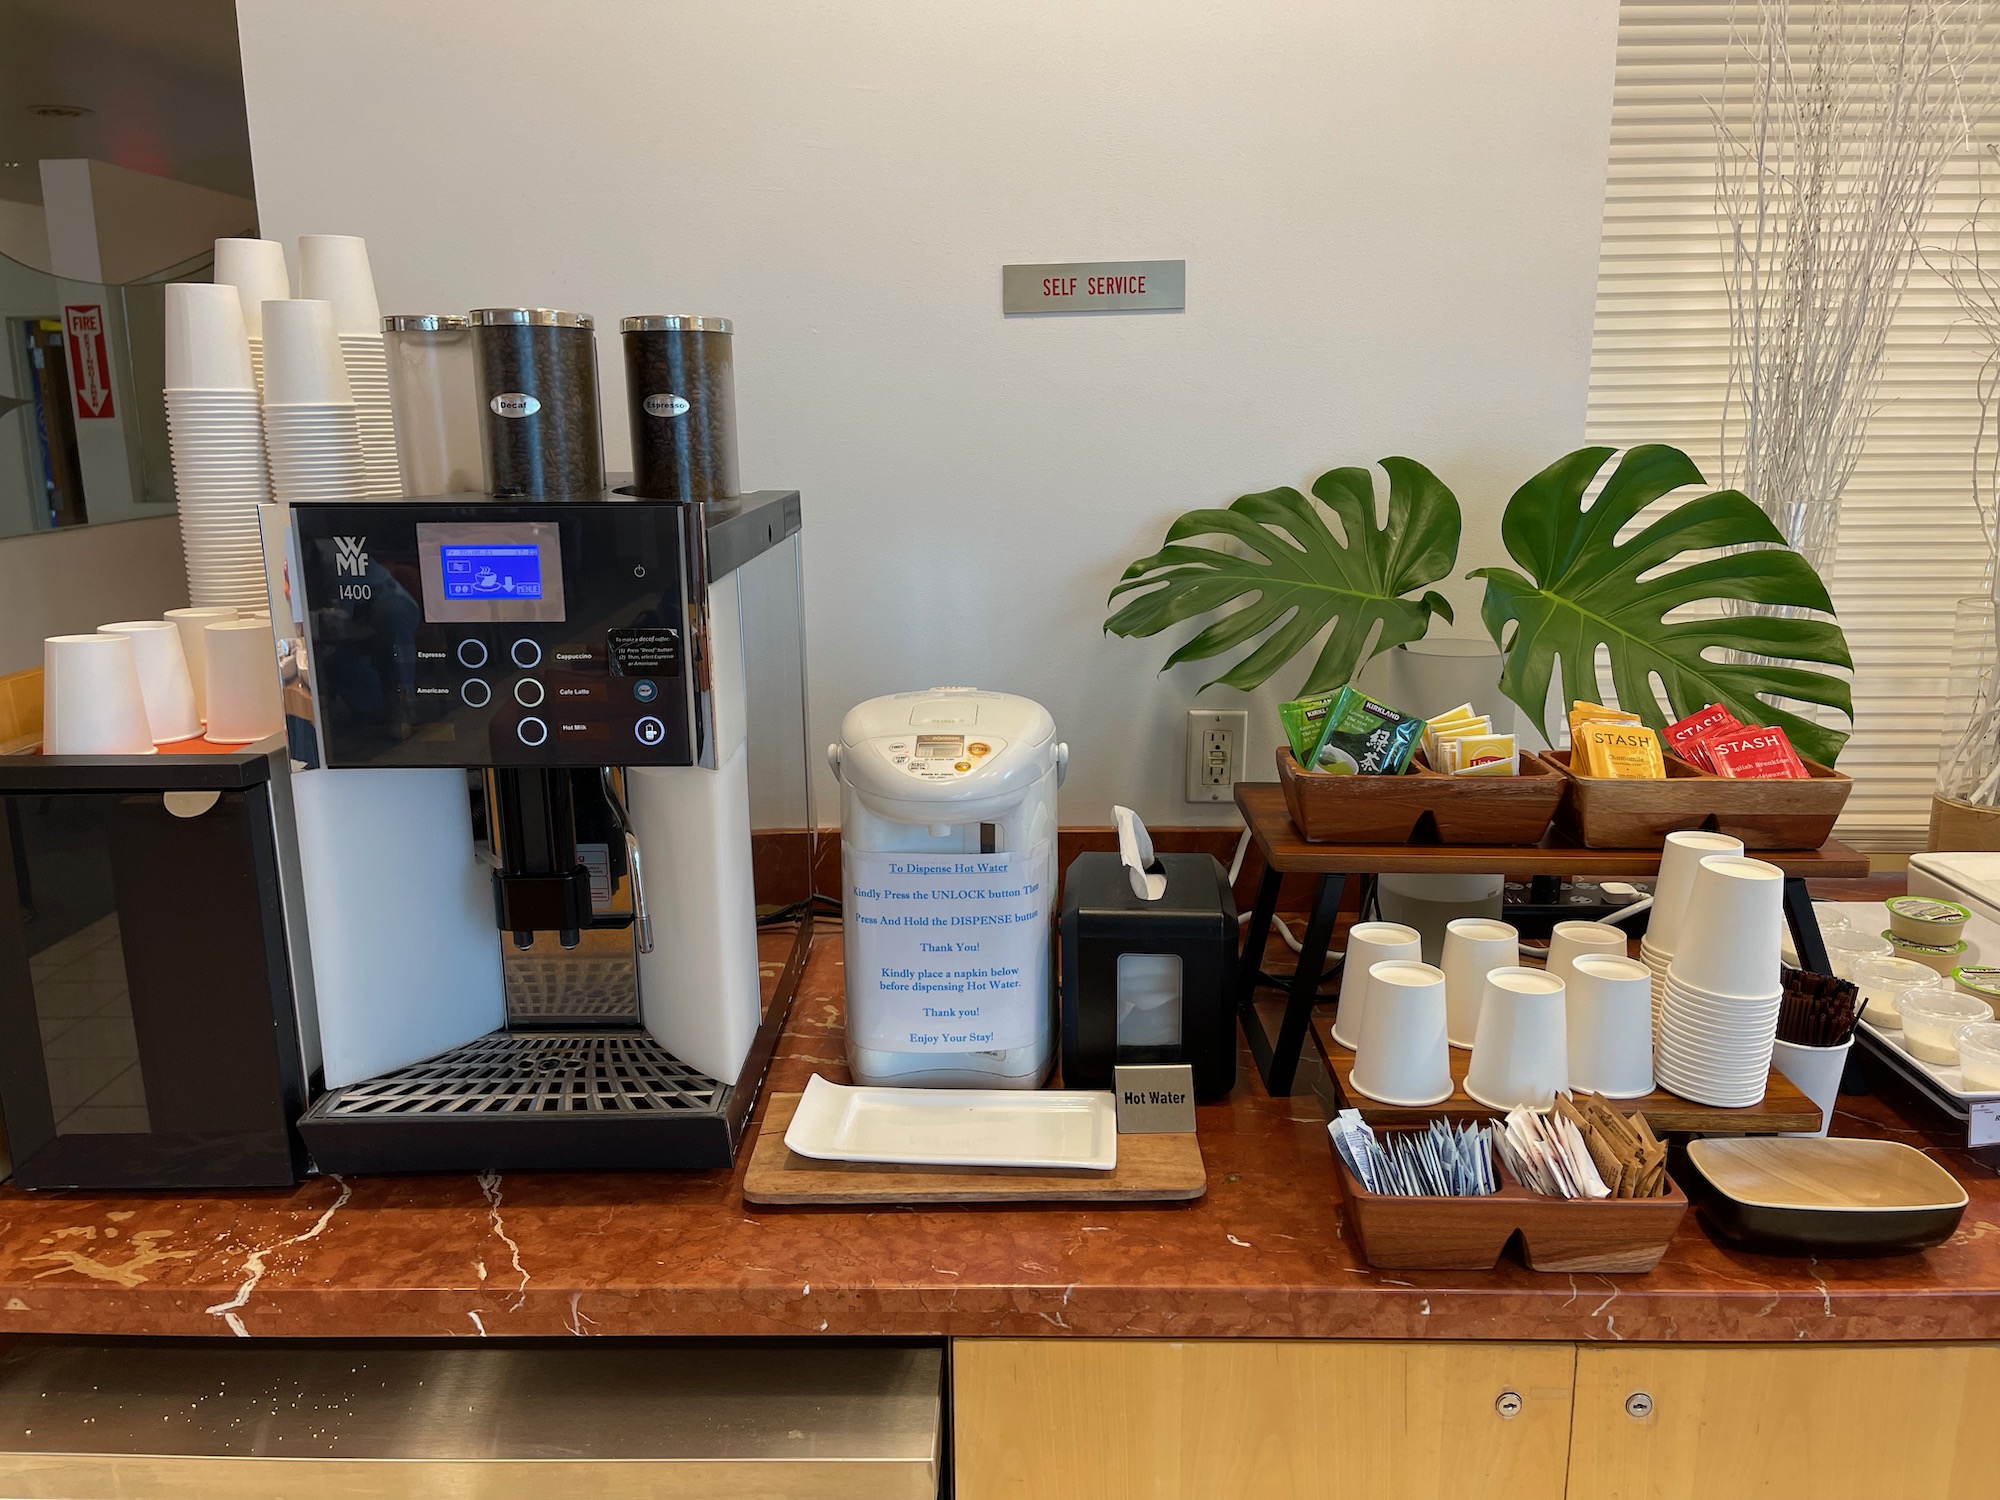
left=440, top=544, right=543, bottom=601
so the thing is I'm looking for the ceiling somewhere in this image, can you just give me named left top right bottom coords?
left=0, top=0, right=254, bottom=205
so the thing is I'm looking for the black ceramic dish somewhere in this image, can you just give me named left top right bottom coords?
left=1682, top=1138, right=1968, bottom=1256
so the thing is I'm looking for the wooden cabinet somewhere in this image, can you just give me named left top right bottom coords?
left=1568, top=1344, right=2000, bottom=1500
left=953, top=1339, right=1577, bottom=1500
left=954, top=1339, right=2000, bottom=1500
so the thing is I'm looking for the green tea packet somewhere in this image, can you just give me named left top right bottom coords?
left=1300, top=686, right=1426, bottom=775
left=1278, top=692, right=1341, bottom=763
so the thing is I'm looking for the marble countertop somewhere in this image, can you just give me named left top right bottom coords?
left=0, top=930, right=1994, bottom=1343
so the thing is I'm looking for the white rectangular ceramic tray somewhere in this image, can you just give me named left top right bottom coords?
left=1859, top=1020, right=2000, bottom=1105
left=783, top=1074, right=1118, bottom=1171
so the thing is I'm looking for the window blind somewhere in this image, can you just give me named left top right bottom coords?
left=1587, top=0, right=1998, bottom=851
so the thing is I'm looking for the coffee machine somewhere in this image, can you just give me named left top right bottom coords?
left=271, top=311, right=812, bottom=1173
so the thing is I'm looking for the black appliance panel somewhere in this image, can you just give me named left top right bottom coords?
left=293, top=501, right=693, bottom=770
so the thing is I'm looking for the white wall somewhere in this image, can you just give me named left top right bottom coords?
left=0, top=515, right=189, bottom=674
left=0, top=200, right=50, bottom=274
left=237, top=0, right=1620, bottom=827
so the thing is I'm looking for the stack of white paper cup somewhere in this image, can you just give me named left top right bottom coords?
left=1656, top=855, right=1786, bottom=1107
left=204, top=619, right=285, bottom=744
left=262, top=299, right=366, bottom=503
left=1639, top=830, right=1745, bottom=1023
left=42, top=634, right=154, bottom=755
left=98, top=621, right=200, bottom=744
left=162, top=282, right=272, bottom=610
left=212, top=238, right=290, bottom=395
left=300, top=236, right=398, bottom=498
left=164, top=605, right=239, bottom=723
left=1465, top=967, right=1569, bottom=1110
left=1330, top=921, right=1423, bottom=1050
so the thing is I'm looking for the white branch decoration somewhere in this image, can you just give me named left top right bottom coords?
left=1715, top=0, right=1992, bottom=573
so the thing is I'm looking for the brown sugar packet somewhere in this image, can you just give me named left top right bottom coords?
left=1561, top=1096, right=1629, bottom=1197
left=1628, top=1114, right=1668, bottom=1198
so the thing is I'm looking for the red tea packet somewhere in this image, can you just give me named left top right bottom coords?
left=1665, top=703, right=1741, bottom=771
left=1704, top=724, right=1809, bottom=780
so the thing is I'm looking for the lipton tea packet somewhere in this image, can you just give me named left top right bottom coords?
left=1705, top=725, right=1808, bottom=780
left=1422, top=703, right=1481, bottom=760
left=1664, top=703, right=1742, bottom=771
left=1448, top=732, right=1518, bottom=775
left=1302, top=686, right=1426, bottom=775
left=1278, top=692, right=1340, bottom=764
left=1429, top=716, right=1493, bottom=771
left=1577, top=721, right=1665, bottom=779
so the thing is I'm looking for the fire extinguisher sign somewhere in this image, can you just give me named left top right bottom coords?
left=62, top=304, right=115, bottom=419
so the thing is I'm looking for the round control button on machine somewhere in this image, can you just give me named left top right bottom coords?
left=457, top=639, right=489, bottom=669
left=514, top=678, right=545, bottom=708
left=517, top=717, right=549, bottom=747
left=460, top=678, right=492, bottom=708
left=635, top=716, right=666, bottom=747
left=511, top=639, right=543, bottom=669
left=632, top=678, right=659, bottom=703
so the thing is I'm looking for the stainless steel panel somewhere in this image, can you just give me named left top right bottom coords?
left=0, top=1340, right=940, bottom=1498
left=1001, top=259, right=1186, bottom=313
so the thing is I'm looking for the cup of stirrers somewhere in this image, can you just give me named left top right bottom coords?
left=1778, top=966, right=1865, bottom=1048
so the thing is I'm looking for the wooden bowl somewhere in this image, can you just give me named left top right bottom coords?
left=1540, top=748, right=1851, bottom=850
left=1277, top=748, right=1564, bottom=846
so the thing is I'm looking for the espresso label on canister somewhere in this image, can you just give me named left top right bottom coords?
left=644, top=393, right=691, bottom=417
left=490, top=392, right=541, bottom=418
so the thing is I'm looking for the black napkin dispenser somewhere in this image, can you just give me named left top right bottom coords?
left=1060, top=851, right=1237, bottom=1100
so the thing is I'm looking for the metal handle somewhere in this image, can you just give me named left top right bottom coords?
left=599, top=768, right=654, bottom=954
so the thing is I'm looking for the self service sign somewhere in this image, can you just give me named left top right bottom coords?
left=1002, top=260, right=1185, bottom=314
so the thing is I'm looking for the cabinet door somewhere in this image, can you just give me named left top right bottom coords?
left=953, top=1338, right=1575, bottom=1500
left=1569, top=1344, right=2000, bottom=1500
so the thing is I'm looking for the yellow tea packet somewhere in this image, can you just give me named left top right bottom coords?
left=1429, top=716, right=1491, bottom=770
left=1578, top=722, right=1665, bottom=779
left=1449, top=732, right=1517, bottom=775
left=1568, top=701, right=1642, bottom=776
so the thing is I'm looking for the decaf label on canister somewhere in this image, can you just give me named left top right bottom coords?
left=644, top=393, right=691, bottom=418
left=490, top=392, right=541, bottom=418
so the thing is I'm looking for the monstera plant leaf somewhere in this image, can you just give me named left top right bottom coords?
left=1468, top=444, right=1854, bottom=766
left=1105, top=459, right=1461, bottom=695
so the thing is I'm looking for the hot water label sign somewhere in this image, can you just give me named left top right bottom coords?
left=62, top=305, right=114, bottom=419
left=846, top=846, right=1050, bottom=1053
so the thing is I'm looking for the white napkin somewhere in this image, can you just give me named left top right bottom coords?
left=1114, top=805, right=1166, bottom=901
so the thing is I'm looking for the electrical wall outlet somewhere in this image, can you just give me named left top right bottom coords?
left=1184, top=708, right=1248, bottom=802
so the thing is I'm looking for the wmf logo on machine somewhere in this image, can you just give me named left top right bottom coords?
left=334, top=535, right=371, bottom=600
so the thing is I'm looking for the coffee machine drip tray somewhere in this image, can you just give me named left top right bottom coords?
left=298, top=1029, right=741, bottom=1172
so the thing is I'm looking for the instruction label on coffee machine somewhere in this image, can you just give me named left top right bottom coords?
left=846, top=847, right=1049, bottom=1053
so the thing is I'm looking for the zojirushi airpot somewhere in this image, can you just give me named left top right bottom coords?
left=829, top=689, right=1067, bottom=1088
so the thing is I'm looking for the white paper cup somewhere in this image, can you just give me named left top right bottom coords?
left=97, top=621, right=200, bottom=743
left=1464, top=966, right=1568, bottom=1111
left=1331, top=921, right=1423, bottom=1049
left=1441, top=917, right=1518, bottom=1048
left=1349, top=960, right=1453, bottom=1107
left=1545, top=920, right=1629, bottom=986
left=299, top=235, right=383, bottom=336
left=163, top=282, right=255, bottom=391
left=213, top=238, right=291, bottom=339
left=163, top=606, right=238, bottom=721
left=1770, top=1036, right=1852, bottom=1135
left=262, top=299, right=354, bottom=405
left=204, top=619, right=284, bottom=744
left=42, top=634, right=154, bottom=755
left=1669, top=855, right=1787, bottom=999
left=1565, top=952, right=1655, bottom=1098
left=1647, top=829, right=1745, bottom=958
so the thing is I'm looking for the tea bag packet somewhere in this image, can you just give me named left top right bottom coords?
left=1704, top=724, right=1809, bottom=780
left=1429, top=717, right=1492, bottom=771
left=1577, top=721, right=1665, bottom=780
left=1422, top=704, right=1481, bottom=764
left=1447, top=732, right=1517, bottom=776
left=1664, top=703, right=1741, bottom=771
left=1567, top=701, right=1643, bottom=776
left=1279, top=692, right=1341, bottom=764
left=1301, top=686, right=1426, bottom=775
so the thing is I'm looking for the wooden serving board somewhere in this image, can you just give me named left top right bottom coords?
left=742, top=1093, right=1207, bottom=1205
left=1311, top=1017, right=1822, bottom=1134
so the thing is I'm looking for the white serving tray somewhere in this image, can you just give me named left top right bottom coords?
left=783, top=1074, right=1118, bottom=1171
left=1858, top=1020, right=2000, bottom=1105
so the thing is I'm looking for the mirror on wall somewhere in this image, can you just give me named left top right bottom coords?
left=0, top=247, right=210, bottom=538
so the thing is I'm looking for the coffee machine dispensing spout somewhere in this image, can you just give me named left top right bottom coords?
left=599, top=766, right=654, bottom=955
